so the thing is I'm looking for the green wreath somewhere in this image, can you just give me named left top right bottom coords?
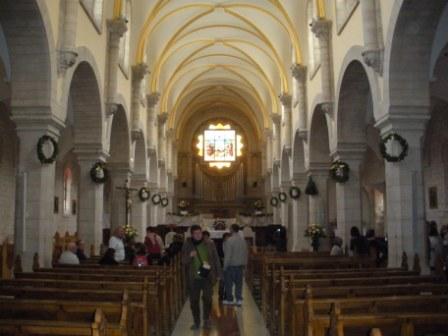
left=278, top=192, right=288, bottom=202
left=151, top=194, right=162, bottom=205
left=270, top=196, right=279, bottom=207
left=160, top=197, right=169, bottom=207
left=138, top=187, right=150, bottom=202
left=289, top=186, right=301, bottom=199
left=37, top=135, right=58, bottom=164
left=330, top=160, right=350, bottom=183
left=90, top=162, right=108, bottom=184
left=379, top=133, right=409, bottom=162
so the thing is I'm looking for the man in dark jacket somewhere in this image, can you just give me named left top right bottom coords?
left=182, top=225, right=222, bottom=330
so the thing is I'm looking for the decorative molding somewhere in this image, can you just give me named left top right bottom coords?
left=270, top=113, right=281, bottom=124
left=107, top=17, right=128, bottom=41
left=320, top=102, right=333, bottom=115
left=362, top=49, right=384, bottom=75
left=279, top=93, right=292, bottom=108
left=106, top=102, right=119, bottom=116
left=132, top=63, right=149, bottom=82
left=311, top=19, right=331, bottom=40
left=146, top=92, right=160, bottom=109
left=158, top=112, right=168, bottom=125
left=58, top=50, right=78, bottom=74
left=291, top=63, right=307, bottom=82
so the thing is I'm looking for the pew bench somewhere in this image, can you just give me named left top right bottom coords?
left=0, top=308, right=107, bottom=336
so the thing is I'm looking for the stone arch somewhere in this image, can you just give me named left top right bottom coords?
left=0, top=0, right=55, bottom=108
left=109, top=106, right=131, bottom=167
left=384, top=0, right=447, bottom=113
left=309, top=107, right=331, bottom=166
left=292, top=129, right=306, bottom=175
left=336, top=60, right=373, bottom=146
left=68, top=61, right=104, bottom=149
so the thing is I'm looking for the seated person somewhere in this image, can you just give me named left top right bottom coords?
left=330, top=237, right=344, bottom=256
left=165, top=224, right=177, bottom=247
left=76, top=239, right=87, bottom=261
left=132, top=243, right=148, bottom=267
left=144, top=226, right=165, bottom=265
left=108, top=226, right=126, bottom=262
left=99, top=248, right=119, bottom=265
left=58, top=241, right=80, bottom=265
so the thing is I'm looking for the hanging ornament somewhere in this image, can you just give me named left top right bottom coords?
left=37, top=135, right=58, bottom=164
left=305, top=176, right=318, bottom=196
left=138, top=187, right=150, bottom=202
left=289, top=186, right=301, bottom=200
left=379, top=133, right=409, bottom=162
left=330, top=160, right=350, bottom=183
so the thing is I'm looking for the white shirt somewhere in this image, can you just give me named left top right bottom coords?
left=165, top=231, right=176, bottom=247
left=58, top=251, right=80, bottom=265
left=109, top=236, right=125, bottom=262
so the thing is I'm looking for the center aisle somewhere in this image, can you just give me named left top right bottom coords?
left=171, top=283, right=270, bottom=336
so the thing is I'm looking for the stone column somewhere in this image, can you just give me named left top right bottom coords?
left=271, top=163, right=281, bottom=224
left=265, top=129, right=273, bottom=172
left=131, top=176, right=148, bottom=239
left=76, top=151, right=107, bottom=256
left=147, top=183, right=158, bottom=227
left=333, top=146, right=365, bottom=250
left=280, top=93, right=292, bottom=154
left=146, top=92, right=160, bottom=155
left=109, top=165, right=131, bottom=231
left=271, top=114, right=281, bottom=164
left=13, top=116, right=64, bottom=269
left=106, top=17, right=127, bottom=115
left=131, top=63, right=149, bottom=136
left=291, top=174, right=309, bottom=251
left=376, top=115, right=428, bottom=269
left=291, top=64, right=308, bottom=138
left=166, top=129, right=174, bottom=175
left=311, top=19, right=333, bottom=113
left=307, top=166, right=329, bottom=227
left=360, top=0, right=383, bottom=74
left=280, top=182, right=291, bottom=245
left=157, top=112, right=168, bottom=165
left=264, top=172, right=272, bottom=214
left=59, top=0, right=78, bottom=73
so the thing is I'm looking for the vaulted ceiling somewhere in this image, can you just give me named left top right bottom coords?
left=134, top=0, right=321, bottom=140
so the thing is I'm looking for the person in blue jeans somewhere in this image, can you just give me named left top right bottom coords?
left=223, top=224, right=248, bottom=306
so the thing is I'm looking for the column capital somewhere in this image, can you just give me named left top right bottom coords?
left=279, top=93, right=292, bottom=108
left=158, top=112, right=168, bottom=125
left=307, top=163, right=330, bottom=176
left=132, top=63, right=149, bottom=82
left=292, top=173, right=307, bottom=185
left=107, top=17, right=128, bottom=40
left=58, top=50, right=78, bottom=74
left=146, top=92, right=160, bottom=108
left=12, top=111, right=65, bottom=137
left=264, top=128, right=273, bottom=139
left=375, top=109, right=429, bottom=136
left=362, top=49, right=383, bottom=75
left=331, top=143, right=366, bottom=161
left=270, top=113, right=281, bottom=125
left=291, top=64, right=307, bottom=82
left=311, top=18, right=331, bottom=40
left=74, top=145, right=109, bottom=162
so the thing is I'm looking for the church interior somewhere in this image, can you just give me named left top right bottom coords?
left=1, top=0, right=448, bottom=335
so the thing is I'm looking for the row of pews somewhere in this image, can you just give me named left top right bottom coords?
left=0, top=251, right=186, bottom=336
left=247, top=250, right=448, bottom=336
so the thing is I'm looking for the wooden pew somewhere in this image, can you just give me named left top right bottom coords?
left=0, top=292, right=130, bottom=336
left=288, top=284, right=448, bottom=336
left=0, top=286, right=148, bottom=336
left=0, top=239, right=14, bottom=279
left=305, top=296, right=448, bottom=336
left=0, top=308, right=107, bottom=336
left=12, top=273, right=164, bottom=336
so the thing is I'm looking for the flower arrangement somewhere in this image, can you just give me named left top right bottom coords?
left=304, top=224, right=327, bottom=239
left=123, top=224, right=138, bottom=242
left=254, top=200, right=264, bottom=210
left=178, top=200, right=189, bottom=209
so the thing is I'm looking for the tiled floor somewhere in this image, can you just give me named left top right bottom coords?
left=171, top=283, right=270, bottom=336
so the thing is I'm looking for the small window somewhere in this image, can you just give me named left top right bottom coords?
left=81, top=0, right=104, bottom=32
left=119, top=0, right=131, bottom=76
left=307, top=0, right=321, bottom=78
left=335, top=0, right=359, bottom=34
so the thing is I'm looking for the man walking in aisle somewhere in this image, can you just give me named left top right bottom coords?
left=182, top=225, right=222, bottom=330
left=223, top=224, right=248, bottom=306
